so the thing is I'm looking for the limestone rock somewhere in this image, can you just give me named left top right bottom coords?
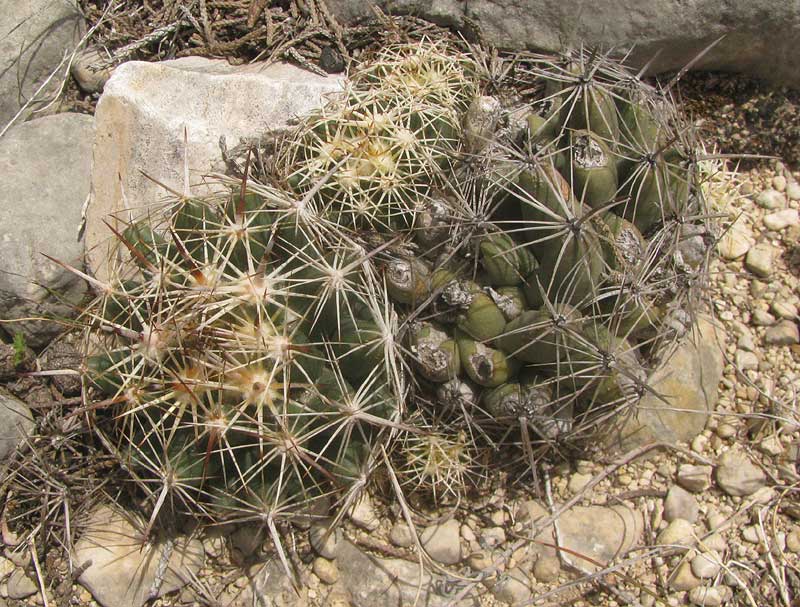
left=74, top=505, right=204, bottom=607
left=87, top=58, right=345, bottom=278
left=691, top=551, right=722, bottom=579
left=763, top=209, right=799, bottom=231
left=677, top=464, right=713, bottom=493
left=764, top=320, right=799, bottom=346
left=421, top=519, right=462, bottom=565
left=326, top=1, right=800, bottom=87
left=0, top=0, right=84, bottom=125
left=717, top=221, right=752, bottom=260
left=335, top=540, right=474, bottom=607
left=600, top=316, right=724, bottom=452
left=0, top=388, right=34, bottom=462
left=71, top=46, right=113, bottom=94
left=715, top=450, right=767, bottom=496
left=745, top=244, right=775, bottom=278
left=664, top=485, right=700, bottom=523
left=755, top=189, right=786, bottom=210
left=309, top=521, right=341, bottom=560
left=7, top=569, right=37, bottom=599
left=532, top=555, right=560, bottom=583
left=657, top=518, right=695, bottom=547
left=670, top=561, right=701, bottom=591
left=491, top=566, right=532, bottom=605
left=0, top=113, right=94, bottom=347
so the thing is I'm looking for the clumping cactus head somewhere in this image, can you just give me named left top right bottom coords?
left=81, top=178, right=403, bottom=524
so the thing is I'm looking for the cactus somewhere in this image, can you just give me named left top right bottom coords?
left=78, top=41, right=711, bottom=513
left=81, top=179, right=403, bottom=523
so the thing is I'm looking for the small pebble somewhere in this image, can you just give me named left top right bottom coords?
left=389, top=523, right=415, bottom=548
left=715, top=423, right=736, bottom=439
left=786, top=181, right=800, bottom=200
left=664, top=485, right=700, bottom=523
left=677, top=464, right=713, bottom=493
left=745, top=244, right=774, bottom=278
left=716, top=450, right=767, bottom=497
left=670, top=561, right=701, bottom=591
left=309, top=523, right=340, bottom=559
left=691, top=551, right=722, bottom=579
left=735, top=350, right=758, bottom=370
left=481, top=526, right=506, bottom=548
left=532, top=555, right=561, bottom=583
left=657, top=518, right=695, bottom=547
left=755, top=189, right=785, bottom=209
left=751, top=309, right=775, bottom=326
left=688, top=585, right=724, bottom=606
left=772, top=175, right=787, bottom=192
left=763, top=209, right=799, bottom=230
left=764, top=320, right=800, bottom=345
left=312, top=557, right=339, bottom=584
left=786, top=529, right=800, bottom=553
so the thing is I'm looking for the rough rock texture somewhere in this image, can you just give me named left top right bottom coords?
left=0, top=388, right=34, bottom=462
left=601, top=316, right=725, bottom=453
left=327, top=1, right=800, bottom=86
left=87, top=58, right=345, bottom=277
left=335, top=540, right=477, bottom=607
left=74, top=505, right=204, bottom=607
left=0, top=0, right=85, bottom=126
left=0, top=113, right=94, bottom=347
left=526, top=503, right=642, bottom=572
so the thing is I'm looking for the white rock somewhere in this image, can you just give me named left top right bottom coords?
left=786, top=181, right=800, bottom=201
left=763, top=209, right=799, bottom=230
left=74, top=505, right=204, bottom=607
left=691, top=551, right=722, bottom=578
left=0, top=113, right=94, bottom=347
left=745, top=244, right=774, bottom=278
left=421, top=519, right=462, bottom=565
left=6, top=569, right=37, bottom=599
left=71, top=46, right=114, bottom=94
left=735, top=350, right=758, bottom=371
left=771, top=301, right=798, bottom=320
left=772, top=175, right=788, bottom=192
left=87, top=58, right=345, bottom=277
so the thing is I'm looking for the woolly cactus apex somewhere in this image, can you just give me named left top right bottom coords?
left=81, top=180, right=402, bottom=524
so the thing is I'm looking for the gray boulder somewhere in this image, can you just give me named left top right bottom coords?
left=86, top=58, right=346, bottom=278
left=327, top=0, right=800, bottom=86
left=0, top=113, right=94, bottom=348
left=0, top=0, right=85, bottom=127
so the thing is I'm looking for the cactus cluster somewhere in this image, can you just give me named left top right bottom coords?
left=81, top=40, right=711, bottom=513
left=83, top=181, right=402, bottom=522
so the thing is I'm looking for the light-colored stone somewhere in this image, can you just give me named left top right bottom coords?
left=786, top=181, right=800, bottom=201
left=717, top=221, right=752, bottom=260
left=491, top=566, right=532, bottom=606
left=735, top=350, right=758, bottom=371
left=677, top=465, right=713, bottom=493
left=568, top=472, right=592, bottom=494
left=786, top=529, right=800, bottom=553
left=752, top=309, right=776, bottom=326
left=657, top=518, right=695, bottom=547
left=481, top=526, right=506, bottom=548
left=763, top=209, right=799, bottom=231
left=600, top=316, right=724, bottom=452
left=764, top=320, right=799, bottom=345
left=771, top=301, right=798, bottom=320
left=715, top=450, right=767, bottom=496
left=755, top=189, right=786, bottom=209
left=71, top=46, right=114, bottom=94
left=664, top=486, right=700, bottom=523
left=0, top=388, right=34, bottom=462
left=670, top=561, right=701, bottom=591
left=0, top=0, right=84, bottom=125
left=313, top=557, right=339, bottom=584
left=349, top=493, right=380, bottom=531
left=335, top=540, right=458, bottom=607
left=74, top=505, right=204, bottom=607
left=87, top=58, right=345, bottom=278
left=745, top=244, right=774, bottom=278
left=691, top=551, right=722, bottom=578
left=6, top=569, right=36, bottom=599
left=309, top=522, right=340, bottom=560
left=532, top=555, right=560, bottom=583
left=389, top=522, right=415, bottom=548
left=772, top=175, right=788, bottom=192
left=0, top=113, right=94, bottom=347
left=688, top=585, right=724, bottom=606
left=421, top=519, right=462, bottom=565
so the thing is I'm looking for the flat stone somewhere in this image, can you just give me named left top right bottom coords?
left=335, top=540, right=470, bottom=607
left=786, top=181, right=800, bottom=201
left=715, top=449, right=767, bottom=497
left=664, top=485, right=700, bottom=523
left=745, top=244, right=774, bottom=278
left=74, top=505, right=204, bottom=607
left=7, top=569, right=37, bottom=599
left=670, top=561, right=701, bottom=591
left=532, top=555, right=560, bottom=583
left=773, top=175, right=787, bottom=192
left=735, top=350, right=758, bottom=370
left=771, top=301, right=798, bottom=320
left=657, top=518, right=695, bottom=547
left=716, top=222, right=752, bottom=260
left=755, top=189, right=786, bottom=209
left=87, top=58, right=345, bottom=278
left=0, top=113, right=94, bottom=347
left=677, top=464, right=713, bottom=493
left=688, top=586, right=724, bottom=606
left=752, top=309, right=776, bottom=326
left=600, top=316, right=724, bottom=452
left=691, top=551, right=722, bottom=579
left=764, top=320, right=799, bottom=345
left=491, top=566, right=532, bottom=606
left=763, top=209, right=799, bottom=230
left=0, top=0, right=84, bottom=125
left=421, top=519, right=462, bottom=565
left=0, top=388, right=34, bottom=462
